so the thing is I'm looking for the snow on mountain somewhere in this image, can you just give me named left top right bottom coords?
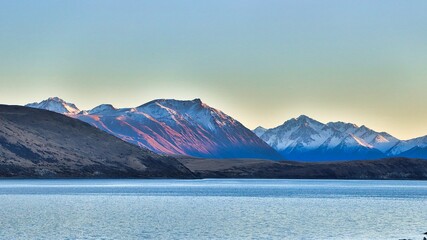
left=25, top=98, right=427, bottom=161
left=26, top=97, right=282, bottom=160
left=131, top=99, right=282, bottom=159
left=388, top=135, right=427, bottom=157
left=253, top=126, right=267, bottom=137
left=326, top=122, right=358, bottom=133
left=26, top=97, right=80, bottom=114
left=87, top=104, right=117, bottom=115
left=261, top=115, right=337, bottom=152
left=257, top=115, right=395, bottom=161
left=327, top=122, right=399, bottom=153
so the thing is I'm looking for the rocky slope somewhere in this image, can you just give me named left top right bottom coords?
left=0, top=105, right=193, bottom=178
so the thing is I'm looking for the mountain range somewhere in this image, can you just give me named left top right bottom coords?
left=27, top=97, right=281, bottom=160
left=0, top=105, right=192, bottom=178
left=255, top=115, right=427, bottom=161
left=2, top=104, right=427, bottom=179
left=26, top=97, right=427, bottom=161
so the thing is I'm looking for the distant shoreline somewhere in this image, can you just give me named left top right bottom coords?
left=177, top=157, right=427, bottom=180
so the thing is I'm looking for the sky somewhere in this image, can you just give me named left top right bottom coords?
left=1, top=0, right=427, bottom=140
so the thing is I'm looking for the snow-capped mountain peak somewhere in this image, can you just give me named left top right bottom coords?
left=253, top=126, right=267, bottom=137
left=257, top=115, right=400, bottom=161
left=327, top=121, right=358, bottom=133
left=87, top=104, right=117, bottom=115
left=137, top=98, right=238, bottom=132
left=26, top=97, right=282, bottom=160
left=26, top=97, right=80, bottom=114
left=388, top=135, right=427, bottom=156
left=295, top=114, right=311, bottom=121
left=26, top=97, right=427, bottom=161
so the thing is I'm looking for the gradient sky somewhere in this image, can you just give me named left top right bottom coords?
left=1, top=0, right=427, bottom=139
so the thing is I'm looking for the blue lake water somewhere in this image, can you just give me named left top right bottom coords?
left=0, top=179, right=426, bottom=240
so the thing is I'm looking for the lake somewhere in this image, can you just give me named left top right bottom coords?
left=0, top=179, right=426, bottom=239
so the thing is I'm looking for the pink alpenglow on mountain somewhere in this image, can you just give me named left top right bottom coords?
left=26, top=97, right=80, bottom=114
left=27, top=97, right=282, bottom=160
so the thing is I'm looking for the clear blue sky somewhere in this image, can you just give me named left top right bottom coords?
left=1, top=0, right=427, bottom=139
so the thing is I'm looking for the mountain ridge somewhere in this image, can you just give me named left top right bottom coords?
left=0, top=105, right=194, bottom=178
left=25, top=98, right=427, bottom=161
left=255, top=115, right=426, bottom=161
left=26, top=97, right=282, bottom=160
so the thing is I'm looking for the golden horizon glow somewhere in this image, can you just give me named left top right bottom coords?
left=1, top=0, right=427, bottom=140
